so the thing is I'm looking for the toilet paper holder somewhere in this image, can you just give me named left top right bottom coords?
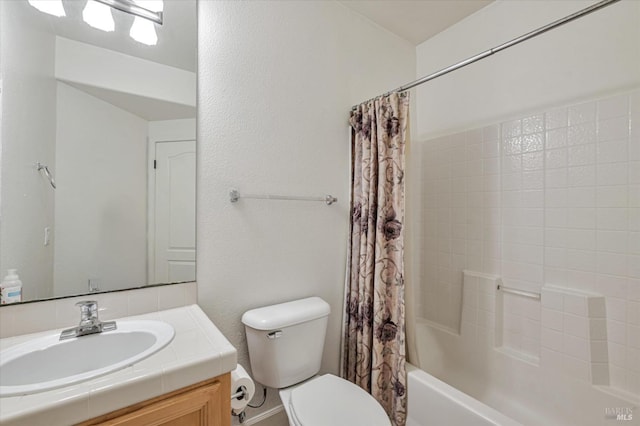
left=231, top=385, right=249, bottom=424
left=231, top=384, right=267, bottom=424
left=232, top=385, right=249, bottom=401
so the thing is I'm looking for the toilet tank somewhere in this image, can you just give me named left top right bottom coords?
left=242, top=297, right=331, bottom=388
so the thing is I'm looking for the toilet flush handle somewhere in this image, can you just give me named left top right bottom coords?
left=267, top=330, right=282, bottom=339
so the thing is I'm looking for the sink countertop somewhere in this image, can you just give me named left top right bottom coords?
left=0, top=304, right=237, bottom=426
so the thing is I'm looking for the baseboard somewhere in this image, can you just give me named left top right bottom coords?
left=243, top=404, right=285, bottom=426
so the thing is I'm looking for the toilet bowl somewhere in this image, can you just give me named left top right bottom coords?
left=280, top=374, right=390, bottom=426
left=242, top=297, right=390, bottom=426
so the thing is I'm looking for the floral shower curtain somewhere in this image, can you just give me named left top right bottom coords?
left=343, top=92, right=409, bottom=426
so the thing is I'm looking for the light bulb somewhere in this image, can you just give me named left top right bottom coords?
left=83, top=0, right=115, bottom=32
left=130, top=16, right=158, bottom=46
left=27, top=0, right=66, bottom=17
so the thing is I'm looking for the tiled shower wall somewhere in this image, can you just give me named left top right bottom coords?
left=419, top=123, right=502, bottom=334
left=418, top=88, right=640, bottom=395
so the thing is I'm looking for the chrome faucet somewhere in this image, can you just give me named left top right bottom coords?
left=59, top=301, right=117, bottom=340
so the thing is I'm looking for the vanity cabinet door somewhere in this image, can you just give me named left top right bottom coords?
left=81, top=374, right=230, bottom=426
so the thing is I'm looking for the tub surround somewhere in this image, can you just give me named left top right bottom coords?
left=414, top=89, right=640, bottom=424
left=0, top=303, right=237, bottom=426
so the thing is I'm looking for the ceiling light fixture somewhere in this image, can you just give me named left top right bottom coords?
left=83, top=0, right=115, bottom=32
left=133, top=0, right=163, bottom=14
left=27, top=0, right=66, bottom=17
left=129, top=1, right=163, bottom=45
left=95, top=0, right=163, bottom=25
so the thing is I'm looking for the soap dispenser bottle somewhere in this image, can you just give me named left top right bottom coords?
left=1, top=269, right=23, bottom=304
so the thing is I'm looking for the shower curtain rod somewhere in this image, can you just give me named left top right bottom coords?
left=352, top=0, right=621, bottom=110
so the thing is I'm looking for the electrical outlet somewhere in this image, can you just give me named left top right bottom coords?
left=44, top=227, right=51, bottom=246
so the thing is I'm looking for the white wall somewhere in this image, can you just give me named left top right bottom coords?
left=415, top=0, right=640, bottom=139
left=148, top=119, right=196, bottom=143
left=197, top=0, right=414, bottom=421
left=56, top=37, right=196, bottom=108
left=411, top=0, right=640, bottom=424
left=54, top=83, right=147, bottom=296
left=0, top=1, right=56, bottom=300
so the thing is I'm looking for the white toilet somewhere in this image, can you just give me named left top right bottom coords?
left=242, top=297, right=391, bottom=426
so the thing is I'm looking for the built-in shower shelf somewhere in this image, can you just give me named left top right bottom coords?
left=461, top=271, right=500, bottom=349
left=493, top=279, right=541, bottom=366
left=495, top=347, right=540, bottom=367
left=461, top=271, right=617, bottom=385
left=594, top=385, right=640, bottom=407
left=418, top=317, right=461, bottom=337
left=539, top=285, right=609, bottom=387
left=456, top=271, right=626, bottom=388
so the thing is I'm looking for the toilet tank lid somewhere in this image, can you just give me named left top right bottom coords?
left=242, top=297, right=330, bottom=330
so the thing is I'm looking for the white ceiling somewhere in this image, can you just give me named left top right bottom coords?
left=18, top=0, right=492, bottom=120
left=339, top=0, right=493, bottom=45
left=26, top=0, right=489, bottom=70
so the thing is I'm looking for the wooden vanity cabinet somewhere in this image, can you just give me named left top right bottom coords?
left=78, top=374, right=231, bottom=426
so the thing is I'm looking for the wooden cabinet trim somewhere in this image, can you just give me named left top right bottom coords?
left=77, top=373, right=231, bottom=426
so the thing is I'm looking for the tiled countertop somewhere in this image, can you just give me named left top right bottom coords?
left=0, top=304, right=237, bottom=425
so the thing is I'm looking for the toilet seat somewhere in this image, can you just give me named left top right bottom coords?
left=286, top=374, right=390, bottom=426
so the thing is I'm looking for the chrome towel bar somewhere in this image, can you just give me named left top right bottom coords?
left=497, top=284, right=541, bottom=300
left=229, top=189, right=337, bottom=205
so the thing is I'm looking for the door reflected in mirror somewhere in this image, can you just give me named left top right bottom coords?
left=0, top=0, right=197, bottom=304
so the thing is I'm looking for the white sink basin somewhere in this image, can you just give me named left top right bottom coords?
left=0, top=320, right=174, bottom=397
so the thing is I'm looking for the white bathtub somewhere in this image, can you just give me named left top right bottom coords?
left=406, top=365, right=522, bottom=426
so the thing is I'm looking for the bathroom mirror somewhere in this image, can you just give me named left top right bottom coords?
left=0, top=0, right=197, bottom=304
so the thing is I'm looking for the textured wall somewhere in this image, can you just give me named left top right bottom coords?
left=197, top=1, right=415, bottom=422
left=415, top=0, right=640, bottom=139
left=0, top=0, right=56, bottom=300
